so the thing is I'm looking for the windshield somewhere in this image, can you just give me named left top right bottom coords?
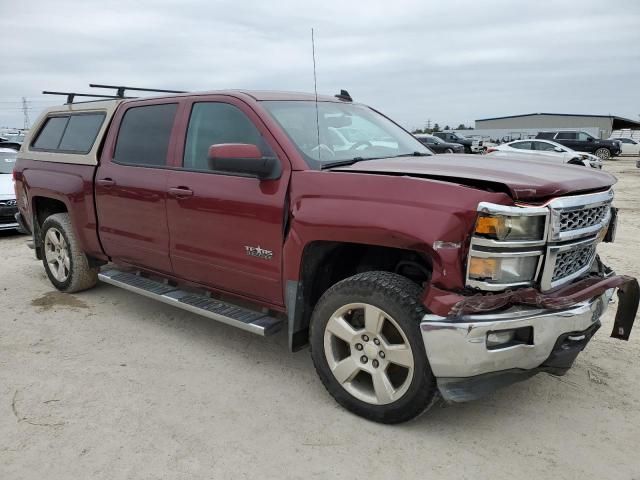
left=261, top=101, right=432, bottom=167
left=0, top=150, right=16, bottom=174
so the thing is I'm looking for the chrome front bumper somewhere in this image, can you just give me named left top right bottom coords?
left=0, top=221, right=19, bottom=231
left=420, top=289, right=613, bottom=380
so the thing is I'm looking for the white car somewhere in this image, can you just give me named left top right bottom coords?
left=610, top=137, right=640, bottom=156
left=0, top=147, right=19, bottom=231
left=487, top=138, right=602, bottom=169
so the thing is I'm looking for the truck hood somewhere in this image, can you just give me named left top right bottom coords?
left=332, top=154, right=616, bottom=201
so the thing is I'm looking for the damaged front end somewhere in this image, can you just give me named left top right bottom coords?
left=420, top=188, right=639, bottom=402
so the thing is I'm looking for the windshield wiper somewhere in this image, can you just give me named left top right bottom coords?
left=320, top=152, right=430, bottom=170
left=386, top=151, right=431, bottom=158
left=320, top=157, right=369, bottom=169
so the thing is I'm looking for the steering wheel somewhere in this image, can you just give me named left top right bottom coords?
left=310, top=143, right=335, bottom=157
left=348, top=141, right=372, bottom=151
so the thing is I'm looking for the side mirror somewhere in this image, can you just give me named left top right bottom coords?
left=587, top=136, right=594, bottom=142
left=554, top=146, right=563, bottom=152
left=208, top=144, right=280, bottom=180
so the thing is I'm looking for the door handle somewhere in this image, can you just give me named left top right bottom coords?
left=168, top=187, right=194, bottom=197
left=97, top=178, right=115, bottom=187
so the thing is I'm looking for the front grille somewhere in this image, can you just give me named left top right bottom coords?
left=551, top=243, right=596, bottom=282
left=558, top=204, right=609, bottom=233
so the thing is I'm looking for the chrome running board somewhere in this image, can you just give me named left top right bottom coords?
left=98, top=269, right=283, bottom=336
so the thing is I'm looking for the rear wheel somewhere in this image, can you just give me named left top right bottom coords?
left=310, top=271, right=438, bottom=424
left=594, top=147, right=611, bottom=160
left=41, top=213, right=98, bottom=292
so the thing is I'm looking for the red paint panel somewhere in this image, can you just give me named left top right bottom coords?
left=283, top=170, right=513, bottom=294
left=13, top=159, right=106, bottom=260
left=94, top=163, right=172, bottom=273
left=165, top=95, right=291, bottom=305
left=208, top=143, right=262, bottom=160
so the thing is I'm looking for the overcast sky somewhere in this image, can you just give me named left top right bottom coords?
left=1, top=0, right=639, bottom=131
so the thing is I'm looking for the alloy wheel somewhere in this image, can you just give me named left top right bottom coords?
left=44, top=227, right=70, bottom=282
left=323, top=303, right=415, bottom=405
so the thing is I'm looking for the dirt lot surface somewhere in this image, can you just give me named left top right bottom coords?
left=1, top=157, right=639, bottom=479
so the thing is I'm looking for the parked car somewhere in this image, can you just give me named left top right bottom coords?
left=0, top=138, right=22, bottom=151
left=536, top=131, right=621, bottom=160
left=488, top=139, right=603, bottom=168
left=609, top=137, right=640, bottom=156
left=414, top=134, right=464, bottom=153
left=466, top=135, right=499, bottom=153
left=0, top=147, right=20, bottom=231
left=432, top=131, right=480, bottom=153
left=15, top=88, right=638, bottom=424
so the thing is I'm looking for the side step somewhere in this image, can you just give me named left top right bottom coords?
left=98, top=269, right=283, bottom=336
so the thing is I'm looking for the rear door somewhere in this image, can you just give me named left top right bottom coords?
left=95, top=100, right=180, bottom=274
left=165, top=96, right=291, bottom=306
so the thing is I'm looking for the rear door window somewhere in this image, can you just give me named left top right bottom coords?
left=533, top=141, right=557, bottom=151
left=510, top=141, right=532, bottom=150
left=556, top=132, right=577, bottom=140
left=537, top=132, right=555, bottom=139
left=114, top=103, right=178, bottom=166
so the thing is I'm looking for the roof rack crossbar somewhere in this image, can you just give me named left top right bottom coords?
left=89, top=84, right=187, bottom=98
left=42, top=91, right=128, bottom=104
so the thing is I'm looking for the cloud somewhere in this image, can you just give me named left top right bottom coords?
left=1, top=0, right=639, bottom=130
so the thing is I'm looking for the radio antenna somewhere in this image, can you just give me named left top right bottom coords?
left=311, top=27, right=321, bottom=161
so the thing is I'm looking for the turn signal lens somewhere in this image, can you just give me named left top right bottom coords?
left=468, top=257, right=499, bottom=280
left=475, top=216, right=507, bottom=238
left=468, top=255, right=539, bottom=284
left=475, top=213, right=545, bottom=242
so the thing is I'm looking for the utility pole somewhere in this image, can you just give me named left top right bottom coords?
left=425, top=119, right=431, bottom=132
left=22, top=97, right=30, bottom=130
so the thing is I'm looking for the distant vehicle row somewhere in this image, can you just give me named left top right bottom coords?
left=536, top=131, right=621, bottom=159
left=488, top=138, right=602, bottom=169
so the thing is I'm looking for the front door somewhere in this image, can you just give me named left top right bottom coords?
left=165, top=97, right=291, bottom=306
left=95, top=101, right=179, bottom=274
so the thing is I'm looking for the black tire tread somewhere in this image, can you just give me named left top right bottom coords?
left=310, top=271, right=438, bottom=424
left=41, top=213, right=98, bottom=293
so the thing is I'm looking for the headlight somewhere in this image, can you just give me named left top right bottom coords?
left=474, top=213, right=546, bottom=242
left=468, top=255, right=540, bottom=284
left=467, top=203, right=549, bottom=290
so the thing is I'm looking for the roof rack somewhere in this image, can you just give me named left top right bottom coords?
left=43, top=84, right=188, bottom=104
left=42, top=91, right=129, bottom=104
left=89, top=83, right=187, bottom=98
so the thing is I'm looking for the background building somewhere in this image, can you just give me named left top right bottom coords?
left=473, top=113, right=640, bottom=139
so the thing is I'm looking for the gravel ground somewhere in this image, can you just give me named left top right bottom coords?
left=1, top=157, right=639, bottom=479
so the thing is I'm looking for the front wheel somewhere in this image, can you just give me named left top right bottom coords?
left=310, top=271, right=438, bottom=424
left=41, top=213, right=98, bottom=292
left=594, top=147, right=611, bottom=160
left=444, top=148, right=454, bottom=154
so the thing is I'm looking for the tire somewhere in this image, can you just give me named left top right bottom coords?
left=464, top=145, right=472, bottom=154
left=310, top=271, right=438, bottom=424
left=444, top=148, right=454, bottom=154
left=41, top=213, right=98, bottom=293
left=594, top=148, right=611, bottom=160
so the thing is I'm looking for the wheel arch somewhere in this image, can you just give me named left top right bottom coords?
left=285, top=240, right=433, bottom=352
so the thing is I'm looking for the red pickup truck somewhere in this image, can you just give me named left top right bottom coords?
left=14, top=88, right=638, bottom=423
